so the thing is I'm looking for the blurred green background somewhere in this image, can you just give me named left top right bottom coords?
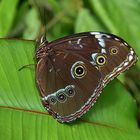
left=0, top=0, right=140, bottom=139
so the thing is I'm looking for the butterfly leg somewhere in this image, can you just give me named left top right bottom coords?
left=18, top=64, right=35, bottom=71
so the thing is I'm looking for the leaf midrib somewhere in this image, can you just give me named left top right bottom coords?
left=0, top=105, right=136, bottom=132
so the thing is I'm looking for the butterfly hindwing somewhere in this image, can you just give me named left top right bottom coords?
left=36, top=52, right=102, bottom=122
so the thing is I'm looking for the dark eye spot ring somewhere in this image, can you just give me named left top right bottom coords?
left=65, top=85, right=75, bottom=97
left=95, top=54, right=107, bottom=66
left=110, top=47, right=118, bottom=55
left=56, top=92, right=67, bottom=103
left=71, top=61, right=87, bottom=79
left=49, top=96, right=57, bottom=105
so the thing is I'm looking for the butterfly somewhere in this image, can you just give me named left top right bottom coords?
left=36, top=32, right=138, bottom=123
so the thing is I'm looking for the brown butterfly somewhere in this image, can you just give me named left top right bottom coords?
left=36, top=32, right=138, bottom=123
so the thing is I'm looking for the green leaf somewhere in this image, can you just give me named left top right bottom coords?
left=8, top=1, right=29, bottom=37
left=75, top=8, right=106, bottom=32
left=0, top=39, right=140, bottom=139
left=35, top=0, right=61, bottom=12
left=23, top=8, right=41, bottom=40
left=0, top=0, right=19, bottom=37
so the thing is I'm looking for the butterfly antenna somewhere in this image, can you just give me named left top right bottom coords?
left=33, top=0, right=50, bottom=45
left=19, top=1, right=49, bottom=71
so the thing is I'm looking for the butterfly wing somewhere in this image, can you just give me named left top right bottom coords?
left=36, top=52, right=102, bottom=122
left=51, top=32, right=138, bottom=83
left=36, top=32, right=137, bottom=122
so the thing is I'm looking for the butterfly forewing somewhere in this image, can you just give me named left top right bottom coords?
left=51, top=32, right=137, bottom=83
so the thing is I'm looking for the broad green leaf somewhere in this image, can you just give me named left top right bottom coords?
left=0, top=39, right=140, bottom=140
left=0, top=0, right=19, bottom=37
left=23, top=8, right=41, bottom=40
left=35, top=0, right=61, bottom=12
left=75, top=8, right=106, bottom=32
left=9, top=1, right=29, bottom=37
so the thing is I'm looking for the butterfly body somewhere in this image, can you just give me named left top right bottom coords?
left=36, top=32, right=138, bottom=122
